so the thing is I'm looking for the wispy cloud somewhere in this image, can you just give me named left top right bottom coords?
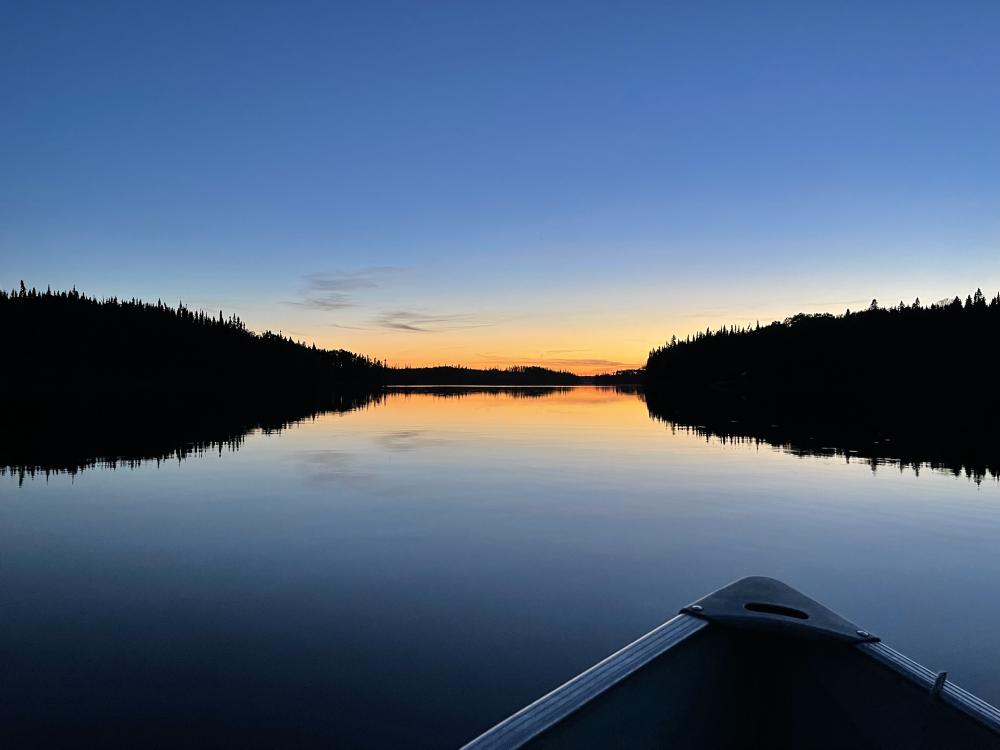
left=299, top=293, right=356, bottom=310
left=289, top=267, right=400, bottom=311
left=546, top=358, right=640, bottom=368
left=372, top=310, right=493, bottom=333
left=475, top=352, right=641, bottom=369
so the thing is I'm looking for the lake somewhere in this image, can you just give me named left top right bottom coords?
left=2, top=386, right=998, bottom=748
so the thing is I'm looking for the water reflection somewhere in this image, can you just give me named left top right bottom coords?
left=0, top=387, right=585, bottom=484
left=2, top=387, right=998, bottom=749
left=0, top=390, right=384, bottom=485
left=2, top=386, right=996, bottom=485
left=642, top=389, right=999, bottom=484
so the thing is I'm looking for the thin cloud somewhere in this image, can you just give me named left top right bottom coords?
left=372, top=310, right=493, bottom=333
left=538, top=357, right=641, bottom=368
left=546, top=358, right=640, bottom=368
left=288, top=267, right=401, bottom=311
left=301, top=292, right=356, bottom=310
left=475, top=352, right=641, bottom=369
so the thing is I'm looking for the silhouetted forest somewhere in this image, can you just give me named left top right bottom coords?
left=1, top=285, right=601, bottom=405
left=1, top=283, right=388, bottom=481
left=645, top=291, right=1000, bottom=430
left=1, top=283, right=385, bottom=414
left=387, top=365, right=582, bottom=385
left=593, top=368, right=644, bottom=385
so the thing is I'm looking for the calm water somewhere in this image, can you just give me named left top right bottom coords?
left=2, top=387, right=999, bottom=747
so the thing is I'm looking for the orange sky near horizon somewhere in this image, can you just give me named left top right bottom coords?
left=279, top=304, right=842, bottom=374
left=294, top=315, right=672, bottom=374
left=233, top=275, right=998, bottom=375
left=4, top=2, right=999, bottom=379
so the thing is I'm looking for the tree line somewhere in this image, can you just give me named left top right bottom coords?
left=644, top=290, right=1000, bottom=429
left=387, top=365, right=581, bottom=385
left=1, top=282, right=385, bottom=413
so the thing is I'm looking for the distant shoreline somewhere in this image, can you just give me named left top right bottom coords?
left=384, top=381, right=642, bottom=387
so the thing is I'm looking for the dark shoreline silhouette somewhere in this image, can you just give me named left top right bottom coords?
left=644, top=291, right=1000, bottom=428
left=0, top=284, right=626, bottom=482
left=4, top=383, right=995, bottom=485
left=0, top=284, right=393, bottom=485
left=1, top=283, right=385, bottom=411
left=1, top=284, right=604, bottom=398
left=5, top=283, right=998, bottom=484
left=641, top=293, right=1000, bottom=483
left=387, top=365, right=583, bottom=385
left=593, top=369, right=644, bottom=385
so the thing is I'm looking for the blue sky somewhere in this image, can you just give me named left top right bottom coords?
left=2, top=1, right=998, bottom=370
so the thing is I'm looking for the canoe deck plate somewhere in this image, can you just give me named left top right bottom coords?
left=680, top=576, right=880, bottom=643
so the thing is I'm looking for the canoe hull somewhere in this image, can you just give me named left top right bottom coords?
left=462, top=578, right=1000, bottom=749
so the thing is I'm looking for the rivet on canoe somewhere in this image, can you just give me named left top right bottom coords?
left=689, top=605, right=703, bottom=612
left=857, top=629, right=870, bottom=638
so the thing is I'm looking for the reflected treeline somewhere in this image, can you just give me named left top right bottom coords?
left=387, top=386, right=569, bottom=399
left=1, top=284, right=389, bottom=484
left=1, top=391, right=384, bottom=485
left=642, top=390, right=999, bottom=484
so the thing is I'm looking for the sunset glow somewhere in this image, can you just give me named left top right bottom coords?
left=3, top=4, right=997, bottom=371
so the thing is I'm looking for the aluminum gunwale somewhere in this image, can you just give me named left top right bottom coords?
left=860, top=641, right=1000, bottom=733
left=460, top=613, right=707, bottom=750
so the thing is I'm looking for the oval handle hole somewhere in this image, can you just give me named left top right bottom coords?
left=744, top=602, right=809, bottom=619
